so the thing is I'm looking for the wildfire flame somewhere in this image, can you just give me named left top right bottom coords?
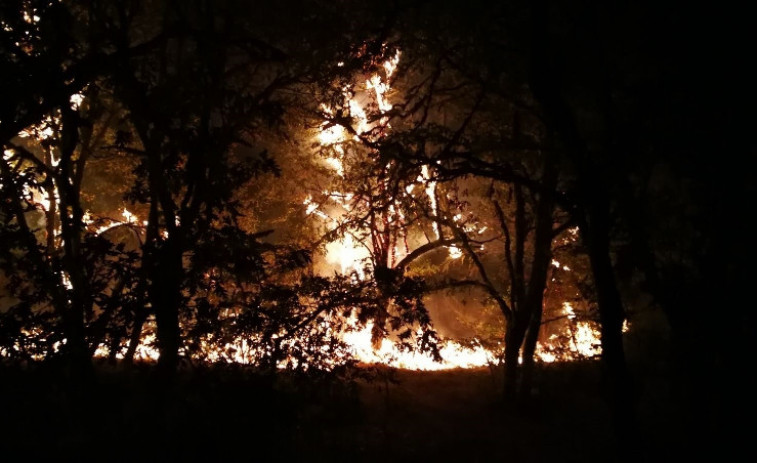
left=1, top=51, right=620, bottom=371
left=302, top=49, right=617, bottom=370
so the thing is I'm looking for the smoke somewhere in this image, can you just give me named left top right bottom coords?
left=424, top=291, right=503, bottom=341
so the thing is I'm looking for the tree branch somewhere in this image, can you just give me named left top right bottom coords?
left=395, top=237, right=460, bottom=271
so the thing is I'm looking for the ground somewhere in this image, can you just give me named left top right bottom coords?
left=0, top=359, right=695, bottom=462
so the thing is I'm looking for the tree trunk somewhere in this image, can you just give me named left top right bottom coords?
left=503, top=326, right=523, bottom=399
left=137, top=129, right=184, bottom=375
left=503, top=310, right=530, bottom=400
left=57, top=106, right=94, bottom=379
left=43, top=148, right=57, bottom=254
left=151, top=242, right=182, bottom=374
left=528, top=0, right=637, bottom=447
left=520, top=306, right=542, bottom=398
left=520, top=152, right=557, bottom=398
left=123, top=308, right=148, bottom=364
left=582, top=200, right=637, bottom=444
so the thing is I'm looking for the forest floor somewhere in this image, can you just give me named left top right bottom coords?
left=0, top=358, right=727, bottom=462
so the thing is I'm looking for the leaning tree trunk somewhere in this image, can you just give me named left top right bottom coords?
left=123, top=308, right=148, bottom=365
left=519, top=152, right=557, bottom=398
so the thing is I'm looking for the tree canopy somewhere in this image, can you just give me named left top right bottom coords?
left=1, top=1, right=753, bottom=460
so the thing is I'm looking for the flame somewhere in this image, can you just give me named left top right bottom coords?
left=534, top=302, right=615, bottom=363
left=325, top=233, right=368, bottom=279
left=304, top=50, right=504, bottom=370
left=122, top=208, right=136, bottom=224
left=342, top=321, right=494, bottom=370
left=69, top=94, right=84, bottom=110
left=1, top=49, right=620, bottom=371
left=305, top=49, right=612, bottom=370
left=92, top=333, right=160, bottom=363
left=421, top=165, right=439, bottom=236
left=448, top=245, right=463, bottom=259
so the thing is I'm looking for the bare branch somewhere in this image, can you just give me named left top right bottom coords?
left=395, top=237, right=460, bottom=271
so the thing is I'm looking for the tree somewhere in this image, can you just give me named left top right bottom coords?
left=336, top=1, right=564, bottom=399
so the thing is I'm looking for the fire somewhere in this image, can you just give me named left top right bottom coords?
left=92, top=333, right=160, bottom=363
left=447, top=245, right=463, bottom=259
left=304, top=50, right=616, bottom=370
left=2, top=174, right=612, bottom=369
left=1, top=51, right=618, bottom=373
left=325, top=233, right=368, bottom=279
left=304, top=50, right=502, bottom=370
left=342, top=321, right=494, bottom=370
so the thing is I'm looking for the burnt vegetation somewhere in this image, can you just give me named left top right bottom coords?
left=0, top=1, right=753, bottom=461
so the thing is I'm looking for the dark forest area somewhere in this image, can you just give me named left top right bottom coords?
left=1, top=1, right=754, bottom=461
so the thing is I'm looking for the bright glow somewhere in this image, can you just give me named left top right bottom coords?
left=22, top=11, right=38, bottom=24
left=383, top=51, right=400, bottom=78
left=304, top=198, right=319, bottom=215
left=1, top=47, right=614, bottom=371
left=448, top=245, right=463, bottom=259
left=366, top=75, right=392, bottom=112
left=343, top=320, right=494, bottom=370
left=70, top=94, right=84, bottom=110
left=61, top=273, right=72, bottom=290
left=422, top=165, right=439, bottom=237
left=325, top=234, right=368, bottom=279
left=317, top=123, right=347, bottom=148
left=323, top=157, right=344, bottom=176
left=348, top=99, right=369, bottom=134
left=122, top=208, right=137, bottom=223
left=563, top=301, right=576, bottom=319
left=569, top=322, right=602, bottom=358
